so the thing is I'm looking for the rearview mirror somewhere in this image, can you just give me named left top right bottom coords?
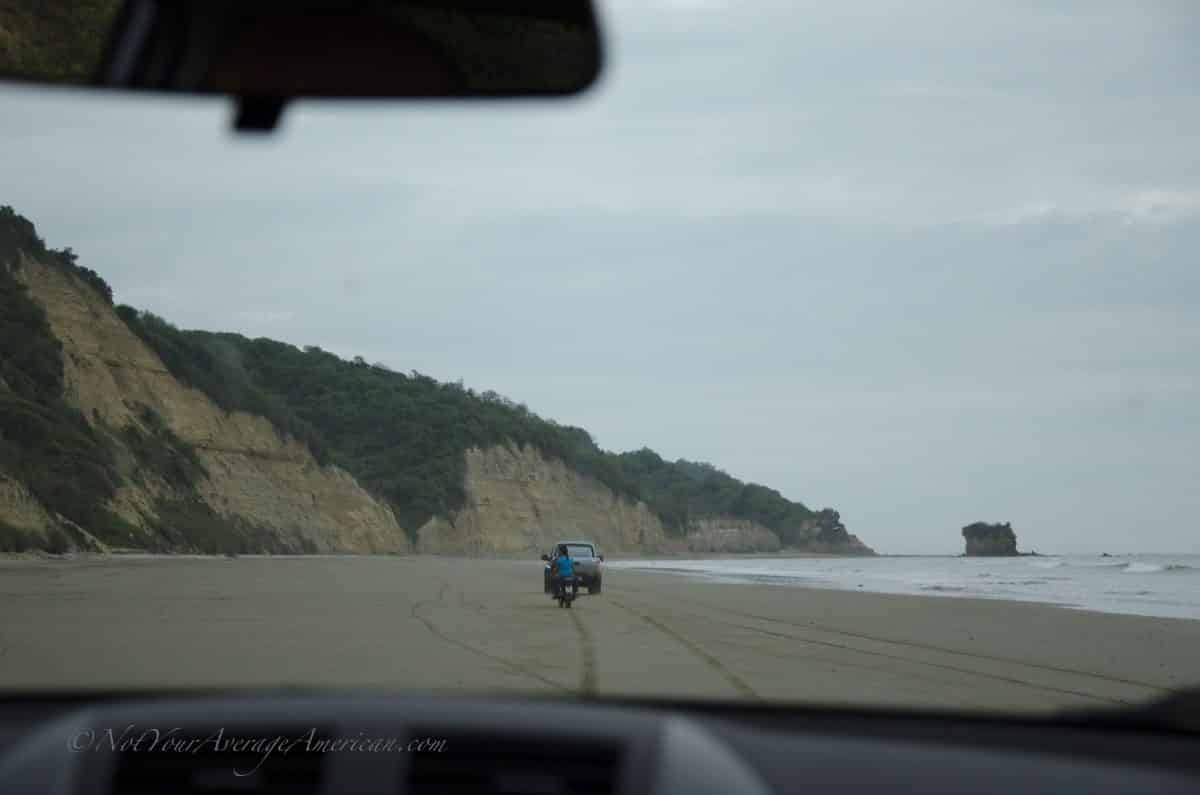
left=0, top=0, right=603, bottom=132
left=540, top=554, right=550, bottom=562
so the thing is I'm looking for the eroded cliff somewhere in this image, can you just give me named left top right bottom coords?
left=416, top=444, right=669, bottom=554
left=10, top=257, right=409, bottom=553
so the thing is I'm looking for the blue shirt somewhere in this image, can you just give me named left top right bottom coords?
left=554, top=555, right=573, bottom=577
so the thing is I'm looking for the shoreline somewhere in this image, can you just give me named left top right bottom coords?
left=620, top=565, right=1200, bottom=624
left=608, top=554, right=1200, bottom=622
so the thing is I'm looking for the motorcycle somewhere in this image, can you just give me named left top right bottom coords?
left=540, top=553, right=578, bottom=608
left=555, top=575, right=578, bottom=609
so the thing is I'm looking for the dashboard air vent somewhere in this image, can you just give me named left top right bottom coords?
left=405, top=730, right=622, bottom=795
left=109, top=725, right=327, bottom=795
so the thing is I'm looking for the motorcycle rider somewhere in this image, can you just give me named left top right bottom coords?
left=551, top=544, right=575, bottom=598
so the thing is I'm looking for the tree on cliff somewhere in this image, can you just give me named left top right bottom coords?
left=962, top=522, right=1018, bottom=556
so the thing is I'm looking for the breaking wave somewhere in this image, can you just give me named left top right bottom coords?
left=1122, top=562, right=1194, bottom=574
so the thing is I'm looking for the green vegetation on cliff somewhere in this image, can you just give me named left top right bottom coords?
left=616, top=449, right=850, bottom=547
left=113, top=308, right=330, bottom=465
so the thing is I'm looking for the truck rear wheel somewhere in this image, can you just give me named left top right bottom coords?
left=589, top=578, right=602, bottom=595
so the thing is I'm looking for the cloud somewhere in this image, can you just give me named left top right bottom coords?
left=978, top=189, right=1200, bottom=227
left=1117, top=189, right=1200, bottom=224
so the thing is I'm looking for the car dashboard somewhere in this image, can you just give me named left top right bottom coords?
left=0, top=692, right=1197, bottom=795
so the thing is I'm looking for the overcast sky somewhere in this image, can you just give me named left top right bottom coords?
left=2, top=0, right=1198, bottom=554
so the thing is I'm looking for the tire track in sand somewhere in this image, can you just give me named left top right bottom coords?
left=610, top=598, right=759, bottom=700
left=410, top=579, right=570, bottom=693
left=568, top=608, right=597, bottom=695
left=712, top=614, right=1127, bottom=705
left=617, top=588, right=1141, bottom=705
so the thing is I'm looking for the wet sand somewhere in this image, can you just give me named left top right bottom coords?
left=2, top=555, right=1197, bottom=713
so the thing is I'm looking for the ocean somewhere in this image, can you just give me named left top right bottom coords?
left=607, top=554, right=1200, bottom=620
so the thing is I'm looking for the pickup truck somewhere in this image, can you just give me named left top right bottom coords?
left=542, top=540, right=605, bottom=595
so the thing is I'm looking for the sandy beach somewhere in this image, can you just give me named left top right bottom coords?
left=2, top=555, right=1197, bottom=713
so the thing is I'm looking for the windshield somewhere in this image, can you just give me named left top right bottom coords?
left=1, top=0, right=1198, bottom=716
